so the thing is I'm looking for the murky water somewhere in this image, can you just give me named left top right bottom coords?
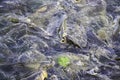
left=0, top=0, right=120, bottom=80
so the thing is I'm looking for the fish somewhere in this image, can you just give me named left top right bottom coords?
left=21, top=70, right=48, bottom=80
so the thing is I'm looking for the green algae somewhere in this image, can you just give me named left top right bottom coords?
left=57, top=56, right=70, bottom=67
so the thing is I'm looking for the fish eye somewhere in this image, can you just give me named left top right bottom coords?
left=75, top=0, right=80, bottom=2
left=61, top=37, right=66, bottom=43
left=61, top=39, right=65, bottom=43
left=73, top=0, right=81, bottom=3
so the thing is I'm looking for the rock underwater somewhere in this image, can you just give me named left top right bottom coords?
left=0, top=0, right=120, bottom=80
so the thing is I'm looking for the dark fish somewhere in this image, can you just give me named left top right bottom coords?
left=115, top=57, right=120, bottom=61
left=112, top=17, right=120, bottom=40
left=87, top=29, right=105, bottom=46
left=0, top=0, right=27, bottom=14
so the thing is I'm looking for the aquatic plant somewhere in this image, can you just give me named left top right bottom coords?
left=57, top=56, right=70, bottom=67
